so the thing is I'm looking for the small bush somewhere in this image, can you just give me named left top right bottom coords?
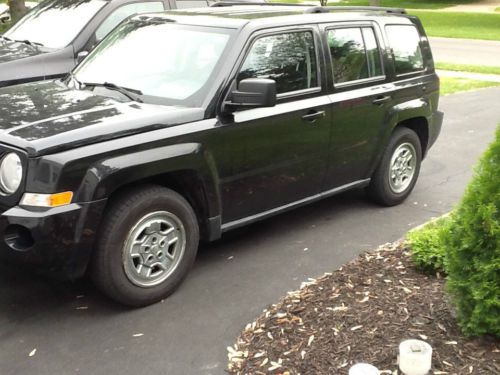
left=407, top=217, right=450, bottom=274
left=443, top=125, right=500, bottom=337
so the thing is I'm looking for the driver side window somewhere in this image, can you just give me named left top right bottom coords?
left=238, top=31, right=319, bottom=95
left=95, top=2, right=164, bottom=41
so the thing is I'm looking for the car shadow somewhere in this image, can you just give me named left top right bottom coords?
left=0, top=188, right=376, bottom=318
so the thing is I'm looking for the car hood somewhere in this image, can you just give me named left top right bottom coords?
left=0, top=80, right=205, bottom=156
left=0, top=38, right=47, bottom=63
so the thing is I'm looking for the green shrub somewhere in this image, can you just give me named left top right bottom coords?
left=443, top=125, right=500, bottom=337
left=407, top=217, right=450, bottom=274
left=0, top=22, right=9, bottom=34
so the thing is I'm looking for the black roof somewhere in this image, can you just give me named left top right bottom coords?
left=133, top=4, right=414, bottom=29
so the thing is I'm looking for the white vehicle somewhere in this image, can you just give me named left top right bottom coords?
left=0, top=4, right=8, bottom=23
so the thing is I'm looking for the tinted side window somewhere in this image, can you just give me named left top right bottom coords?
left=175, top=0, right=208, bottom=9
left=386, top=25, right=424, bottom=75
left=362, top=28, right=383, bottom=78
left=328, top=27, right=382, bottom=85
left=238, top=31, right=318, bottom=95
left=96, top=2, right=164, bottom=41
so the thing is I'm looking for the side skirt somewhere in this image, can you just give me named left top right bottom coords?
left=220, top=178, right=371, bottom=233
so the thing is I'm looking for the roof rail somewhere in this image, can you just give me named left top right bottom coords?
left=304, top=6, right=407, bottom=14
left=210, top=2, right=407, bottom=14
left=210, top=2, right=311, bottom=7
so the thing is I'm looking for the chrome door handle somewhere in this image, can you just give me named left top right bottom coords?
left=372, top=96, right=391, bottom=105
left=301, top=110, right=326, bottom=122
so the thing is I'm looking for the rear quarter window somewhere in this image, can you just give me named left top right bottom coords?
left=385, top=24, right=424, bottom=75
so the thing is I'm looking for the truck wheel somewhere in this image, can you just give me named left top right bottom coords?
left=91, top=185, right=199, bottom=307
left=368, top=127, right=422, bottom=206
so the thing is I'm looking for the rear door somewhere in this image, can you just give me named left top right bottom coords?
left=321, top=22, right=393, bottom=189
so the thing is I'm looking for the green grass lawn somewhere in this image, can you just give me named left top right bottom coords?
left=440, top=77, right=500, bottom=95
left=274, top=2, right=500, bottom=41
left=436, top=63, right=500, bottom=75
left=273, top=0, right=474, bottom=9
left=411, top=11, right=500, bottom=41
left=334, top=0, right=473, bottom=10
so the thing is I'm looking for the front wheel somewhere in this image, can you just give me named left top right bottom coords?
left=368, top=127, right=422, bottom=206
left=91, top=185, right=199, bottom=307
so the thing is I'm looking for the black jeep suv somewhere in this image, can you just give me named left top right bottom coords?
left=0, top=4, right=443, bottom=306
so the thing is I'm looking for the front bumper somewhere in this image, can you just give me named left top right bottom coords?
left=0, top=199, right=107, bottom=279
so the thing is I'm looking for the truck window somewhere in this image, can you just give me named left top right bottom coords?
left=327, top=27, right=383, bottom=85
left=238, top=31, right=319, bottom=95
left=95, top=2, right=164, bottom=41
left=386, top=24, right=424, bottom=75
left=175, top=0, right=209, bottom=9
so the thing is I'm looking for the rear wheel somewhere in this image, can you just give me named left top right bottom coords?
left=91, top=185, right=199, bottom=307
left=368, top=127, right=422, bottom=206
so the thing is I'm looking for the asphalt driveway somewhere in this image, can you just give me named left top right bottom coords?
left=429, top=37, right=500, bottom=67
left=1, top=87, right=499, bottom=375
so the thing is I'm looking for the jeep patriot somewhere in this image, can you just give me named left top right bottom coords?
left=0, top=4, right=443, bottom=306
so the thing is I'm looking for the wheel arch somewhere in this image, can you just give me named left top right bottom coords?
left=75, top=143, right=222, bottom=242
left=395, top=116, right=429, bottom=158
left=105, top=169, right=219, bottom=242
left=388, top=98, right=432, bottom=157
left=367, top=98, right=431, bottom=179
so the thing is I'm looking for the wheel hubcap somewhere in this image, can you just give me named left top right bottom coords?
left=389, top=142, right=417, bottom=194
left=123, top=211, right=186, bottom=288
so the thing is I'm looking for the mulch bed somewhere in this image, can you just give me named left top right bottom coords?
left=227, top=240, right=499, bottom=374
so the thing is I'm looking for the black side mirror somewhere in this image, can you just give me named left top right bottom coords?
left=76, top=51, right=89, bottom=64
left=227, top=78, right=277, bottom=111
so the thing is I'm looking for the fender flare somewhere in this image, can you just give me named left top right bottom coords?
left=75, top=142, right=222, bottom=221
left=387, top=98, right=432, bottom=131
left=368, top=98, right=431, bottom=176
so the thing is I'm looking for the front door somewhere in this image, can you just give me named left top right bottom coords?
left=219, top=28, right=332, bottom=224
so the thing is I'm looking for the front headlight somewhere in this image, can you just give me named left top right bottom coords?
left=0, top=153, right=22, bottom=194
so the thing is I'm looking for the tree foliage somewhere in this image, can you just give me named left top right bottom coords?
left=408, top=125, right=500, bottom=337
left=443, top=125, right=500, bottom=336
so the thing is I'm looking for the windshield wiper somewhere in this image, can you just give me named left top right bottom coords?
left=83, top=82, right=143, bottom=103
left=13, top=39, right=44, bottom=49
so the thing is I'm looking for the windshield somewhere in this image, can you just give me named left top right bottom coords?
left=5, top=0, right=107, bottom=49
left=74, top=20, right=233, bottom=107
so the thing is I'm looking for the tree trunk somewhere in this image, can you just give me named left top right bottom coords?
left=8, top=0, right=28, bottom=23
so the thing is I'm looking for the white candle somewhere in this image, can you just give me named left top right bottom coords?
left=399, top=339, right=433, bottom=375
left=349, top=363, right=379, bottom=375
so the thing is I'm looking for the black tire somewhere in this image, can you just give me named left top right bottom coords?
left=368, top=127, right=422, bottom=206
left=90, top=185, right=199, bottom=307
